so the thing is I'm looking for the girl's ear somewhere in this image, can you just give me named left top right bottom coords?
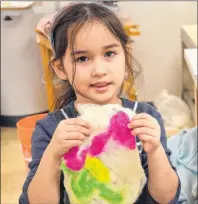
left=51, top=58, right=67, bottom=80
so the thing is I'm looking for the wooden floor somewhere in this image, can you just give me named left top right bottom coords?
left=1, top=127, right=28, bottom=204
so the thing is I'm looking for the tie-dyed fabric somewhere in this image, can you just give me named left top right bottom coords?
left=61, top=104, right=147, bottom=204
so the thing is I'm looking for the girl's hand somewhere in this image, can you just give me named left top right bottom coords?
left=47, top=118, right=91, bottom=161
left=128, top=113, right=161, bottom=154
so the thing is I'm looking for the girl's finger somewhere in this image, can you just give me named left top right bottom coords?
left=131, top=127, right=156, bottom=137
left=132, top=113, right=156, bottom=121
left=64, top=140, right=83, bottom=148
left=64, top=125, right=91, bottom=136
left=138, top=134, right=158, bottom=144
left=128, top=119, right=155, bottom=129
left=64, top=132, right=86, bottom=141
left=63, top=118, right=91, bottom=128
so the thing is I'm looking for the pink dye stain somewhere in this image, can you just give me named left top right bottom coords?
left=63, top=147, right=88, bottom=171
left=63, top=111, right=136, bottom=171
left=109, top=111, right=136, bottom=149
left=89, top=131, right=110, bottom=156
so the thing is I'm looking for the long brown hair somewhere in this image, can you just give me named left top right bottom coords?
left=48, top=2, right=141, bottom=110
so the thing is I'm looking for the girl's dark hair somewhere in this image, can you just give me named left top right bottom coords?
left=49, top=2, right=141, bottom=110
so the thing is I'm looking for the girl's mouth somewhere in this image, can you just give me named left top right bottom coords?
left=90, top=82, right=112, bottom=92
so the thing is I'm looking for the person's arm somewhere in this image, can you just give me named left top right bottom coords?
left=19, top=120, right=67, bottom=204
left=147, top=144, right=179, bottom=203
left=20, top=114, right=90, bottom=204
left=130, top=104, right=181, bottom=204
left=27, top=148, right=61, bottom=203
left=146, top=107, right=180, bottom=203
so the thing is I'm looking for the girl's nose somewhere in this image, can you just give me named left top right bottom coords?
left=92, top=58, right=107, bottom=77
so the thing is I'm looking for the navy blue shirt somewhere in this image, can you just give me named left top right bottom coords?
left=19, top=99, right=181, bottom=204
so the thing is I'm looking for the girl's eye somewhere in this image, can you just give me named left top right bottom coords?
left=104, top=51, right=116, bottom=58
left=76, top=56, right=89, bottom=63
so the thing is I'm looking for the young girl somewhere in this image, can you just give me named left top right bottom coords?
left=20, top=2, right=180, bottom=204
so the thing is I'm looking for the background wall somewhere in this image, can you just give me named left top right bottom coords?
left=1, top=9, right=48, bottom=115
left=118, top=1, right=197, bottom=101
left=2, top=1, right=196, bottom=114
left=31, top=1, right=197, bottom=101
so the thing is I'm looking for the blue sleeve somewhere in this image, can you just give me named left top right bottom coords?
left=18, top=120, right=68, bottom=204
left=136, top=104, right=181, bottom=204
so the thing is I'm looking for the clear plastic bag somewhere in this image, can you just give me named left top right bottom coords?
left=153, top=89, right=194, bottom=129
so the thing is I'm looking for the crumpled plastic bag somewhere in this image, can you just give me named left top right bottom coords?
left=153, top=89, right=193, bottom=129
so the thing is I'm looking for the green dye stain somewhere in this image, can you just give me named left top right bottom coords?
left=71, top=169, right=96, bottom=199
left=97, top=183, right=123, bottom=204
left=61, top=162, right=78, bottom=175
left=62, top=163, right=124, bottom=203
left=61, top=162, right=69, bottom=172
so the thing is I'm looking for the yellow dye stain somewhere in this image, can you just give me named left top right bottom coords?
left=85, top=155, right=110, bottom=183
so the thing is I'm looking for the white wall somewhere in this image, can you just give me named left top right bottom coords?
left=118, top=1, right=197, bottom=101
left=1, top=9, right=48, bottom=115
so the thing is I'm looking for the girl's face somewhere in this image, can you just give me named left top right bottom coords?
left=63, top=21, right=126, bottom=105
